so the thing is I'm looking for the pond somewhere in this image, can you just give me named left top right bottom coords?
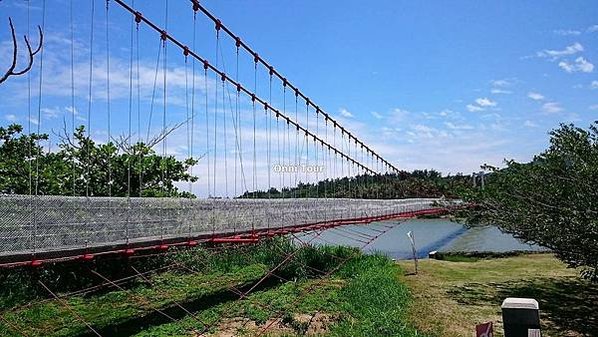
left=300, top=218, right=547, bottom=259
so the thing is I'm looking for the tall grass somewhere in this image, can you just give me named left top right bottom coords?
left=0, top=239, right=422, bottom=337
left=0, top=238, right=357, bottom=310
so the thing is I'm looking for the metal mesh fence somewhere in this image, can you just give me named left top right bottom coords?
left=0, top=195, right=445, bottom=257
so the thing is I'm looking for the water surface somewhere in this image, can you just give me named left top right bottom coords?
left=301, top=218, right=546, bottom=259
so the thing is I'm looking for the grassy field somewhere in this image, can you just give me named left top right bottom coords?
left=0, top=239, right=421, bottom=337
left=398, top=253, right=598, bottom=337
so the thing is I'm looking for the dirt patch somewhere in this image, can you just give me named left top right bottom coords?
left=293, top=313, right=335, bottom=335
left=205, top=313, right=336, bottom=336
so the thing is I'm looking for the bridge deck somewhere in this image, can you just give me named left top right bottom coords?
left=0, top=196, right=449, bottom=266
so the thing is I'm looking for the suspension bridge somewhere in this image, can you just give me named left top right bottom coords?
left=0, top=1, right=456, bottom=266
left=0, top=1, right=467, bottom=336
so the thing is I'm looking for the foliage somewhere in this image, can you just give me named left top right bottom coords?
left=0, top=123, right=197, bottom=197
left=240, top=169, right=472, bottom=199
left=463, top=122, right=598, bottom=280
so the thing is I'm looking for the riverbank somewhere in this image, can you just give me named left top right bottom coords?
left=398, top=253, right=597, bottom=337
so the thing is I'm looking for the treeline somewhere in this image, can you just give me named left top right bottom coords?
left=239, top=169, right=472, bottom=199
left=464, top=122, right=598, bottom=280
left=0, top=124, right=197, bottom=197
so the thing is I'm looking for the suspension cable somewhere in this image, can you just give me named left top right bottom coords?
left=184, top=0, right=399, bottom=173
left=160, top=0, right=169, bottom=241
left=106, top=0, right=112, bottom=198
left=32, top=0, right=47, bottom=257
left=86, top=0, right=95, bottom=199
left=69, top=0, right=76, bottom=196
left=112, top=0, right=375, bottom=173
left=135, top=7, right=142, bottom=197
left=213, top=23, right=219, bottom=198
left=204, top=65, right=210, bottom=197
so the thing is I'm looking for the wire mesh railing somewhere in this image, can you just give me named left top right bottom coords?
left=0, top=195, right=443, bottom=258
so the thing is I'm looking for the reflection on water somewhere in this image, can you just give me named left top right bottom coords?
left=300, top=218, right=547, bottom=260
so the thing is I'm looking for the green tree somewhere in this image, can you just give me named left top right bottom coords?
left=465, top=122, right=598, bottom=280
left=0, top=123, right=198, bottom=197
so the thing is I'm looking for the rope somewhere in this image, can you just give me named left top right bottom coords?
left=38, top=281, right=102, bottom=336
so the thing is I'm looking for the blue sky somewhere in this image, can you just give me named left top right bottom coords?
left=1, top=0, right=597, bottom=196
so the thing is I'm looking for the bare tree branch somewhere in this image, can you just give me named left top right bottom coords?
left=0, top=17, right=44, bottom=85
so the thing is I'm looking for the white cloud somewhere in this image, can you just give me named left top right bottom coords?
left=542, top=102, right=563, bottom=114
left=4, top=114, right=18, bottom=122
left=339, top=108, right=353, bottom=118
left=558, top=57, right=594, bottom=73
left=537, top=42, right=584, bottom=59
left=553, top=29, right=581, bottom=36
left=491, top=88, right=512, bottom=94
left=491, top=79, right=511, bottom=87
left=444, top=122, right=474, bottom=130
left=40, top=107, right=62, bottom=119
left=589, top=104, right=598, bottom=110
left=438, top=109, right=461, bottom=118
left=587, top=25, right=598, bottom=33
left=475, top=98, right=497, bottom=107
left=407, top=124, right=446, bottom=140
left=527, top=92, right=545, bottom=101
left=466, top=104, right=483, bottom=112
left=591, top=81, right=598, bottom=89
left=370, top=111, right=383, bottom=119
left=558, top=62, right=573, bottom=73
left=524, top=120, right=538, bottom=128
left=489, top=79, right=513, bottom=94
left=389, top=108, right=410, bottom=123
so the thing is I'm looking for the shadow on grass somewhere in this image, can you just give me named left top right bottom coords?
left=76, top=277, right=282, bottom=337
left=447, top=276, right=598, bottom=336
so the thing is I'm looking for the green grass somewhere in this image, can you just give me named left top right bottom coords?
left=0, top=239, right=421, bottom=337
left=398, top=253, right=597, bottom=337
left=328, top=256, right=420, bottom=337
